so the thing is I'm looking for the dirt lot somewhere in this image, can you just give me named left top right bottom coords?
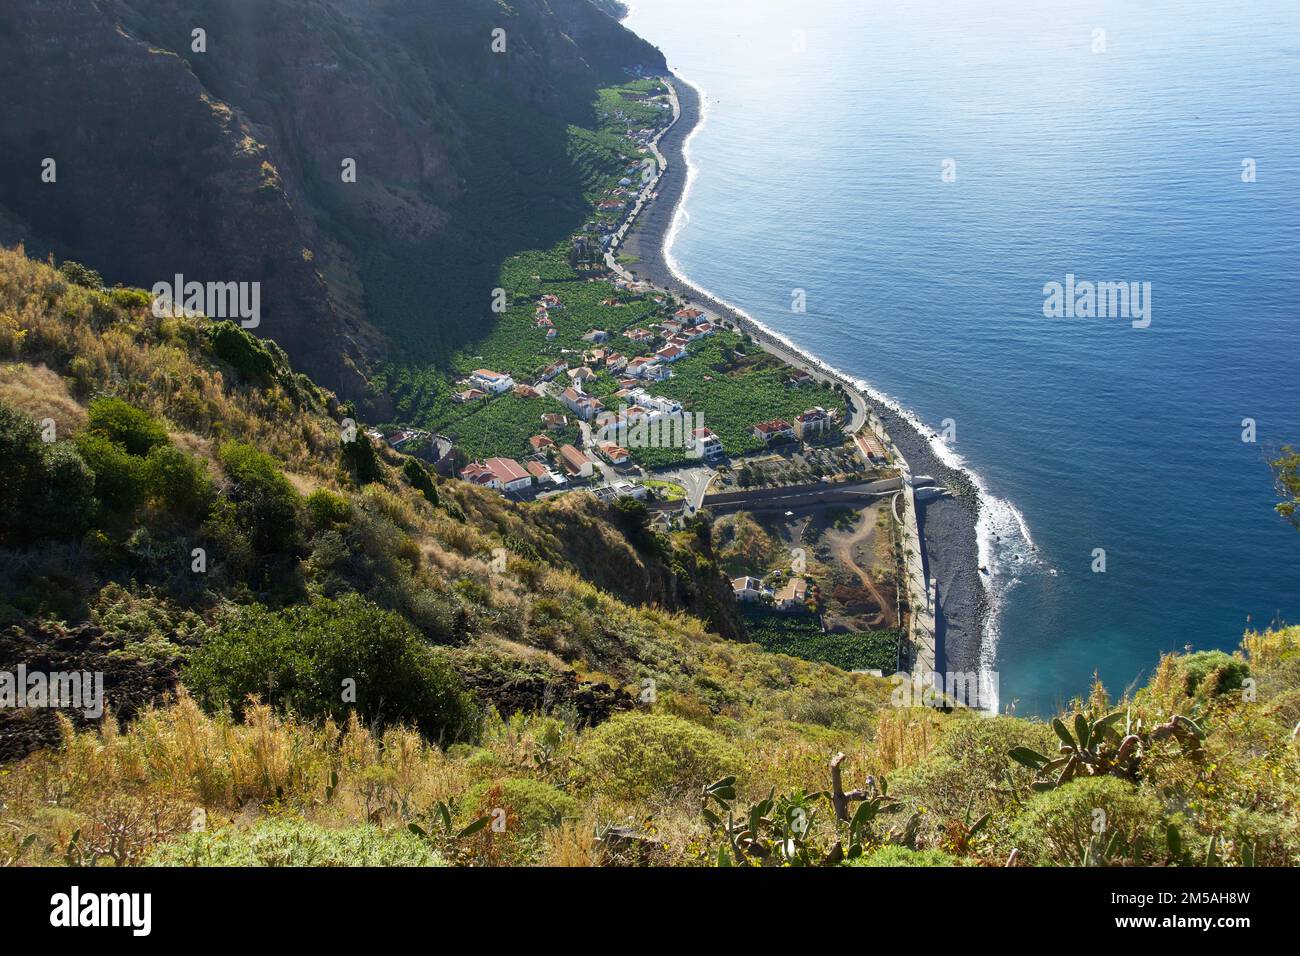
left=748, top=500, right=899, bottom=633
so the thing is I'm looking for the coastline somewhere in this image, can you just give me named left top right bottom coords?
left=618, top=74, right=989, bottom=684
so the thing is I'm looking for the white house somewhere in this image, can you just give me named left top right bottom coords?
left=470, top=369, right=514, bottom=394
left=732, top=576, right=764, bottom=602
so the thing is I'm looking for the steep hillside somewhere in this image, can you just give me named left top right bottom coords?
left=0, top=0, right=665, bottom=406
left=2, top=248, right=1299, bottom=868
left=0, top=245, right=811, bottom=764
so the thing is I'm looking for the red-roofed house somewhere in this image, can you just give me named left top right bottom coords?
left=656, top=344, right=686, bottom=363
left=753, top=419, right=795, bottom=443
left=560, top=387, right=603, bottom=421
left=794, top=407, right=831, bottom=440
left=597, top=441, right=630, bottom=466
left=470, top=369, right=514, bottom=394
left=461, top=457, right=532, bottom=492
left=558, top=444, right=595, bottom=478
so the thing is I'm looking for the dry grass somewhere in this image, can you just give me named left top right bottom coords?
left=0, top=245, right=340, bottom=480
left=0, top=362, right=86, bottom=436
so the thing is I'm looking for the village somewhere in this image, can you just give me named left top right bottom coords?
left=368, top=75, right=912, bottom=676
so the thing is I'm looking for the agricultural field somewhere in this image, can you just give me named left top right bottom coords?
left=740, top=604, right=898, bottom=673
left=370, top=78, right=842, bottom=472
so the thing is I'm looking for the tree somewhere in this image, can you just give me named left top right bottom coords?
left=218, top=441, right=301, bottom=554
left=59, top=260, right=102, bottom=289
left=0, top=402, right=96, bottom=543
left=85, top=396, right=168, bottom=457
left=1271, top=445, right=1300, bottom=530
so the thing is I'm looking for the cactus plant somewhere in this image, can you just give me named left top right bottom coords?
left=1008, top=709, right=1204, bottom=790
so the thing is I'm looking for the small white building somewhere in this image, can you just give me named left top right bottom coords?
left=470, top=369, right=515, bottom=394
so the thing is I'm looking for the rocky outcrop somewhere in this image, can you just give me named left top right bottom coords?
left=0, top=622, right=180, bottom=762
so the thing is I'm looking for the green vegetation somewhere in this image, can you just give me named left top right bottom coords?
left=185, top=595, right=480, bottom=743
left=574, top=712, right=744, bottom=801
left=740, top=603, right=898, bottom=672
left=0, top=402, right=96, bottom=544
left=847, top=846, right=964, bottom=867
left=2, top=247, right=1299, bottom=870
left=148, top=819, right=445, bottom=868
left=462, top=778, right=578, bottom=834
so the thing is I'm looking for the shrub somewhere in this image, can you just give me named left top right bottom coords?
left=1177, top=650, right=1249, bottom=698
left=38, top=442, right=98, bottom=538
left=342, top=432, right=383, bottom=485
left=218, top=441, right=301, bottom=554
left=85, top=396, right=168, bottom=457
left=144, top=444, right=215, bottom=521
left=184, top=594, right=480, bottom=743
left=147, top=818, right=444, bottom=867
left=847, top=846, right=963, bottom=867
left=462, top=778, right=578, bottom=833
left=402, top=457, right=438, bottom=505
left=306, top=488, right=351, bottom=532
left=74, top=431, right=148, bottom=513
left=0, top=403, right=95, bottom=542
left=1008, top=776, right=1166, bottom=866
left=573, top=712, right=743, bottom=800
left=59, top=260, right=102, bottom=289
left=209, top=320, right=275, bottom=380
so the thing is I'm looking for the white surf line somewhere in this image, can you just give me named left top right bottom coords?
left=655, top=72, right=1041, bottom=713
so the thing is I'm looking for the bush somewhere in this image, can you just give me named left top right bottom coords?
left=1177, top=650, right=1249, bottom=698
left=38, top=442, right=98, bottom=538
left=59, top=260, right=102, bottom=289
left=306, top=488, right=351, bottom=532
left=847, top=846, right=963, bottom=867
left=184, top=594, right=480, bottom=743
left=74, top=431, right=148, bottom=513
left=147, top=819, right=444, bottom=867
left=1008, top=776, right=1166, bottom=866
left=85, top=396, right=168, bottom=457
left=218, top=441, right=301, bottom=554
left=342, top=433, right=383, bottom=485
left=402, top=457, right=438, bottom=505
left=209, top=320, right=275, bottom=380
left=0, top=402, right=96, bottom=542
left=144, top=445, right=215, bottom=521
left=573, top=712, right=743, bottom=800
left=462, top=778, right=578, bottom=833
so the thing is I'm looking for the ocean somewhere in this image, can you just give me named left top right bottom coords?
left=623, top=0, right=1300, bottom=714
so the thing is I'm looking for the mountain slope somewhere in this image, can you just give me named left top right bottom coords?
left=0, top=0, right=665, bottom=408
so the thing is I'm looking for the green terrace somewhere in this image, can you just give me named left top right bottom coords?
left=372, top=79, right=843, bottom=470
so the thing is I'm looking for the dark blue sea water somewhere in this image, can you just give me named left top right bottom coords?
left=625, top=0, right=1300, bottom=714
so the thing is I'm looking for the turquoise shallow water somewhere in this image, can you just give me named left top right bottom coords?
left=624, top=0, right=1300, bottom=714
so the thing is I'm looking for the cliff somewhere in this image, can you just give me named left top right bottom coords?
left=0, top=0, right=665, bottom=410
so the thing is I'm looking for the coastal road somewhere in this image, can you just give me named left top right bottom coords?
left=654, top=465, right=715, bottom=511
left=704, top=476, right=913, bottom=515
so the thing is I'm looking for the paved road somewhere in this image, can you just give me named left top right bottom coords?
left=704, top=476, right=917, bottom=515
